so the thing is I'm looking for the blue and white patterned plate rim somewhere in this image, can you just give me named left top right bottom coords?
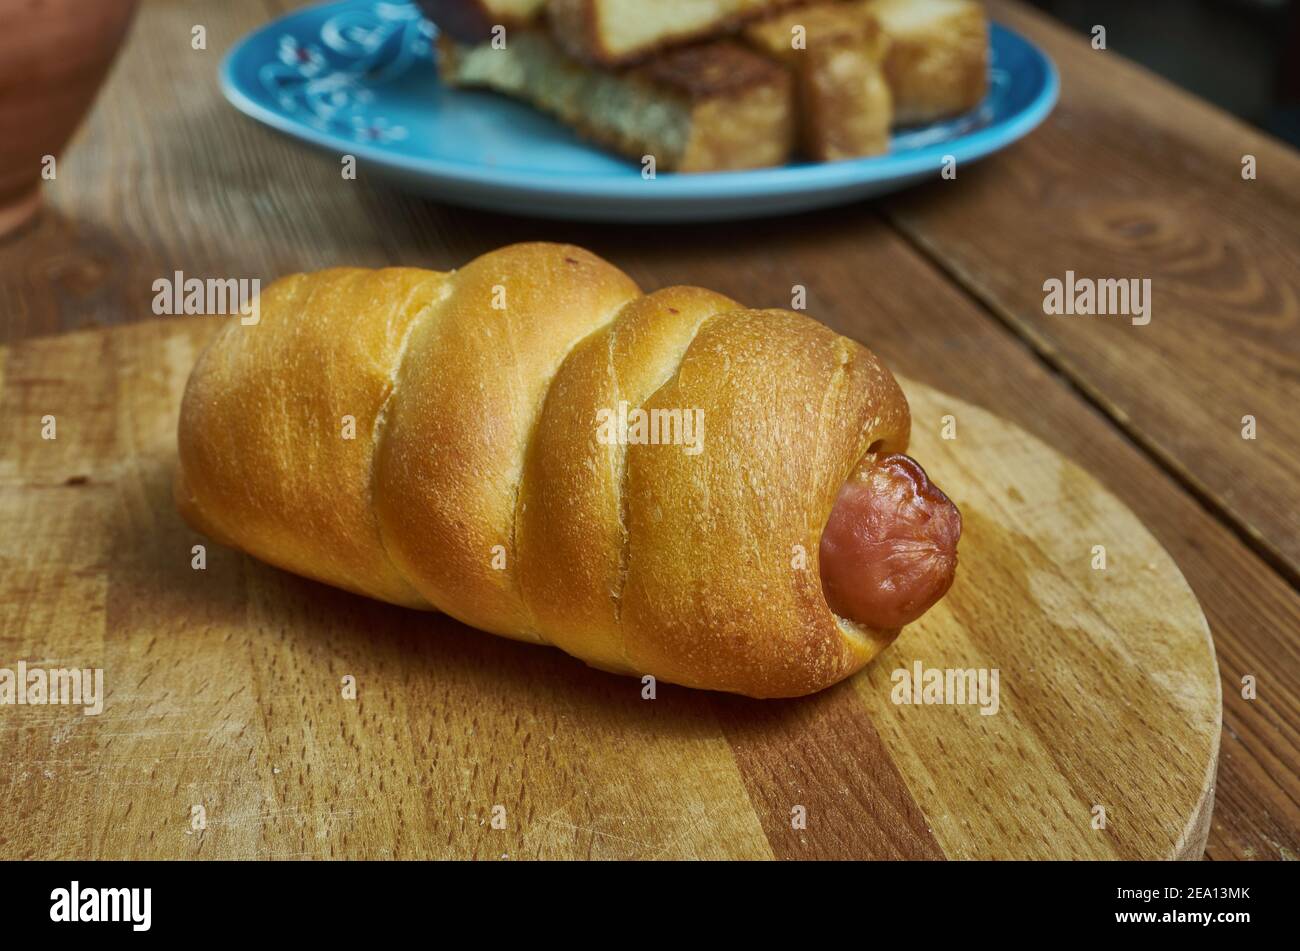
left=219, top=0, right=1059, bottom=201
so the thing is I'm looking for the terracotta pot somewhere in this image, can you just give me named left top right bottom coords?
left=0, top=0, right=138, bottom=237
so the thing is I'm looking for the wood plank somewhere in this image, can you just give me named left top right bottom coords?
left=879, top=0, right=1300, bottom=578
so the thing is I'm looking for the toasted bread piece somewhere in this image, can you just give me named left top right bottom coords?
left=745, top=3, right=891, bottom=160
left=439, top=30, right=795, bottom=171
left=416, top=0, right=547, bottom=42
left=549, top=0, right=820, bottom=65
left=857, top=0, right=987, bottom=124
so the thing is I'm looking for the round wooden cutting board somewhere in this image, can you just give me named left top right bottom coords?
left=0, top=323, right=1220, bottom=860
left=883, top=376, right=1221, bottom=859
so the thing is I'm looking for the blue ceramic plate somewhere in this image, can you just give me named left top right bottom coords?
left=220, top=0, right=1059, bottom=222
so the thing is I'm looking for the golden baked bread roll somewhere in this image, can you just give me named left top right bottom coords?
left=176, top=243, right=959, bottom=697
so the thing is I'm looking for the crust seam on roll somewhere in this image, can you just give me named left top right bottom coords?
left=607, top=325, right=631, bottom=634
left=511, top=294, right=640, bottom=646
left=366, top=278, right=453, bottom=613
left=608, top=307, right=718, bottom=670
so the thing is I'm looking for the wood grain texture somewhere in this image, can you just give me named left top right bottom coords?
left=0, top=319, right=1218, bottom=859
left=883, top=0, right=1300, bottom=580
left=0, top=0, right=1296, bottom=859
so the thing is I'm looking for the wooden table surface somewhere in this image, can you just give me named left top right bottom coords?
left=1, top=0, right=1297, bottom=859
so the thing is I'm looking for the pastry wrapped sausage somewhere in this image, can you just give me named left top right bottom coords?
left=175, top=243, right=959, bottom=697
